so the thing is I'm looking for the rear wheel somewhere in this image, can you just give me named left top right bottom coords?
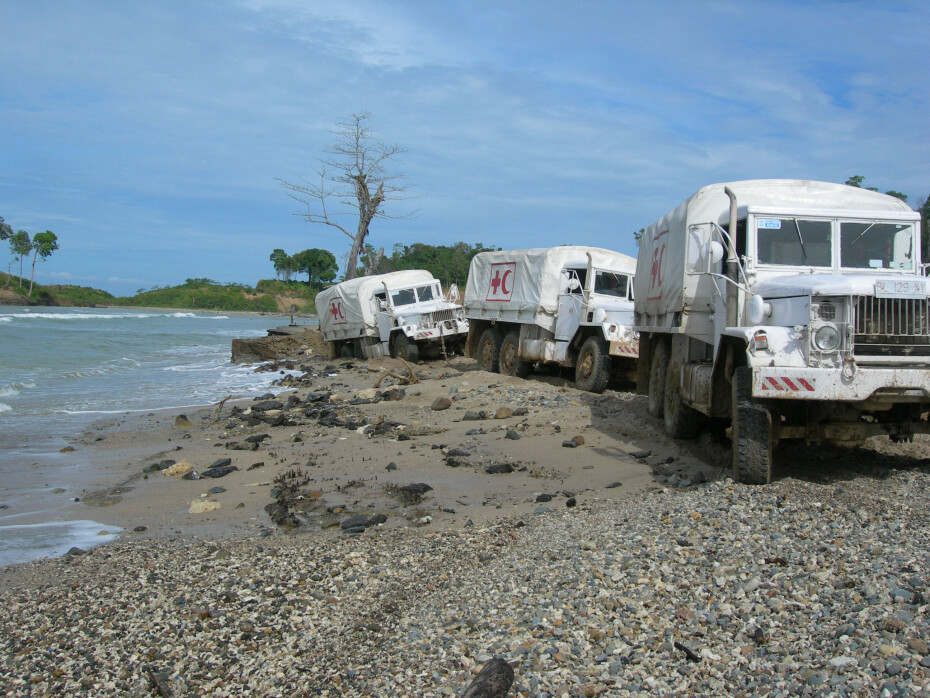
left=647, top=340, right=669, bottom=417
left=477, top=327, right=503, bottom=373
left=339, top=342, right=353, bottom=359
left=663, top=360, right=704, bottom=438
left=393, top=333, right=419, bottom=363
left=575, top=336, right=610, bottom=393
left=500, top=331, right=530, bottom=377
left=731, top=366, right=773, bottom=485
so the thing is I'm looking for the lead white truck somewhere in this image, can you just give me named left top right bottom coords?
left=634, top=179, right=930, bottom=484
left=315, top=269, right=468, bottom=361
left=463, top=246, right=638, bottom=392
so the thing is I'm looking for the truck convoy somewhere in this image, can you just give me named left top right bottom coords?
left=463, top=246, right=638, bottom=392
left=315, top=269, right=468, bottom=361
left=634, top=179, right=929, bottom=484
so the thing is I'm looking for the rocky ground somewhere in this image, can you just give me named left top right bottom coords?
left=1, top=332, right=929, bottom=696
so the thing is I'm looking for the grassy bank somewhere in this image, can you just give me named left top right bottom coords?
left=0, top=274, right=317, bottom=313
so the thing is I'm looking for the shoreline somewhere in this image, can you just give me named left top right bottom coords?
left=1, top=347, right=692, bottom=567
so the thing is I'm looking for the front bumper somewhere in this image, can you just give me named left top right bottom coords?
left=609, top=339, right=639, bottom=359
left=752, top=365, right=930, bottom=403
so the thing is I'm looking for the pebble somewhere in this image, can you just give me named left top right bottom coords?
left=1, top=465, right=928, bottom=697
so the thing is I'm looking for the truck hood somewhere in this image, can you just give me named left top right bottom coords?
left=392, top=300, right=462, bottom=316
left=752, top=272, right=926, bottom=298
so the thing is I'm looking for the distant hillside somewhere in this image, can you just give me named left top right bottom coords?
left=0, top=273, right=115, bottom=306
left=0, top=274, right=318, bottom=313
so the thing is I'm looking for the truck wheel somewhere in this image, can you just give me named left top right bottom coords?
left=353, top=340, right=366, bottom=360
left=500, top=331, right=530, bottom=378
left=576, top=336, right=610, bottom=393
left=647, top=341, right=669, bottom=417
left=731, top=366, right=773, bottom=485
left=339, top=342, right=353, bottom=359
left=477, top=327, right=502, bottom=373
left=663, top=360, right=703, bottom=438
left=393, top=333, right=419, bottom=363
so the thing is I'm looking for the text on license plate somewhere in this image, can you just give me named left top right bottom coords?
left=874, top=279, right=927, bottom=299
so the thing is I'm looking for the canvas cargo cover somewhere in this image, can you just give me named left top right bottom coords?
left=316, top=269, right=436, bottom=339
left=464, top=246, right=636, bottom=319
left=634, top=179, right=917, bottom=319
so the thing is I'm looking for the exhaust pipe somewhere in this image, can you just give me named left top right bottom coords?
left=724, top=187, right=739, bottom=328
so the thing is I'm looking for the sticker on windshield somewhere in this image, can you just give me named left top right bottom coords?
left=758, top=218, right=782, bottom=229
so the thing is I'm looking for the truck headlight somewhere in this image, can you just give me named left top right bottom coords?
left=813, top=325, right=840, bottom=351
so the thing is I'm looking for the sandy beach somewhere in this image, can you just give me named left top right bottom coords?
left=3, top=346, right=703, bottom=546
left=1, top=337, right=929, bottom=696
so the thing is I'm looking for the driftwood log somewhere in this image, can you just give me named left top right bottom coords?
left=373, top=358, right=419, bottom=388
left=457, top=657, right=514, bottom=698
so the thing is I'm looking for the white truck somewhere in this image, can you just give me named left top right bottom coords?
left=634, top=179, right=930, bottom=484
left=315, top=269, right=468, bottom=361
left=463, top=246, right=638, bottom=392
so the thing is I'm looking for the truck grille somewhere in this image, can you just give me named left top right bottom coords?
left=854, top=296, right=930, bottom=357
left=422, top=308, right=461, bottom=327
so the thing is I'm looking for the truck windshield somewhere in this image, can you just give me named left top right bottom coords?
left=840, top=222, right=914, bottom=270
left=756, top=218, right=831, bottom=267
left=391, top=288, right=416, bottom=306
left=593, top=271, right=628, bottom=298
left=416, top=284, right=435, bottom=302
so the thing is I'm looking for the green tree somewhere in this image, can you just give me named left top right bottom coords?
left=388, top=241, right=495, bottom=286
left=277, top=111, right=413, bottom=281
left=28, top=231, right=58, bottom=297
left=269, top=248, right=289, bottom=281
left=845, top=175, right=907, bottom=202
left=0, top=217, right=12, bottom=286
left=9, top=230, right=32, bottom=287
left=291, top=248, right=337, bottom=287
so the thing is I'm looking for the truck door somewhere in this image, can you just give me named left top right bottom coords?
left=555, top=269, right=584, bottom=342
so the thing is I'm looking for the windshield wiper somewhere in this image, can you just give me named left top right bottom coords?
left=791, top=218, right=808, bottom=262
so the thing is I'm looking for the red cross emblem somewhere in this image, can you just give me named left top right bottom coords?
left=329, top=297, right=347, bottom=325
left=486, top=262, right=515, bottom=301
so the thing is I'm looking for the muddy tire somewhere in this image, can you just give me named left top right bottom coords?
left=575, top=336, right=610, bottom=393
left=477, top=327, right=503, bottom=373
left=647, top=340, right=669, bottom=417
left=339, top=342, right=353, bottom=359
left=664, top=360, right=704, bottom=438
left=393, top=333, right=419, bottom=363
left=731, top=366, right=773, bottom=485
left=500, top=331, right=530, bottom=378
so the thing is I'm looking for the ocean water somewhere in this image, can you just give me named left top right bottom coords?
left=0, top=306, right=313, bottom=567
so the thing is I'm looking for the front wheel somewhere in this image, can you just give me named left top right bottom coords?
left=477, top=327, right=502, bottom=373
left=575, top=336, right=610, bottom=393
left=647, top=340, right=669, bottom=417
left=500, top=331, right=530, bottom=377
left=393, top=333, right=419, bottom=363
left=731, top=366, right=773, bottom=485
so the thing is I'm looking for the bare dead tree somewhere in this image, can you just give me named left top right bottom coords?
left=277, top=111, right=413, bottom=280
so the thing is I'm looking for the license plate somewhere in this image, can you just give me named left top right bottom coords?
left=874, top=279, right=927, bottom=299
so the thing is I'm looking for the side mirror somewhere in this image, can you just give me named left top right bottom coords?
left=703, top=241, right=725, bottom=265
left=568, top=278, right=581, bottom=291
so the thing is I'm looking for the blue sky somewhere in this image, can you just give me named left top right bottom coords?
left=1, top=0, right=928, bottom=296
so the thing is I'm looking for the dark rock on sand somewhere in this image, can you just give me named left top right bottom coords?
left=201, top=465, right=238, bottom=479
left=486, top=463, right=514, bottom=474
left=264, top=500, right=300, bottom=528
